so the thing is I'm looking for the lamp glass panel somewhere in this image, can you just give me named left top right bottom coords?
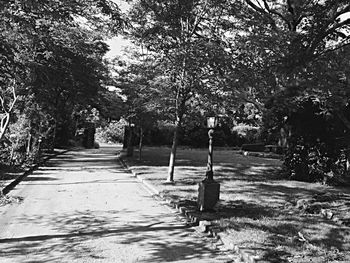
left=207, top=117, right=217, bottom=128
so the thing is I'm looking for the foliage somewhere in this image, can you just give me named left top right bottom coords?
left=127, top=0, right=239, bottom=180
left=96, top=120, right=126, bottom=143
left=0, top=0, right=125, bottom=156
left=232, top=123, right=261, bottom=146
left=265, top=86, right=350, bottom=184
left=115, top=51, right=165, bottom=130
left=220, top=1, right=350, bottom=183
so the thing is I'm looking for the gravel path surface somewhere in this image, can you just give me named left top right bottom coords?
left=0, top=145, right=229, bottom=263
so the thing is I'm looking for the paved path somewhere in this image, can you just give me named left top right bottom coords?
left=0, top=145, right=229, bottom=263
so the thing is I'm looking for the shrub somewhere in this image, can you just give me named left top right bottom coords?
left=232, top=123, right=260, bottom=146
left=265, top=90, right=350, bottom=185
left=96, top=120, right=126, bottom=143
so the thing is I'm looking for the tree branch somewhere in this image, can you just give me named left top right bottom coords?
left=308, top=17, right=350, bottom=56
left=245, top=0, right=278, bottom=30
left=0, top=95, right=5, bottom=113
left=0, top=82, right=17, bottom=140
left=318, top=38, right=350, bottom=57
left=335, top=5, right=350, bottom=20
left=262, top=0, right=292, bottom=30
left=8, top=84, right=17, bottom=112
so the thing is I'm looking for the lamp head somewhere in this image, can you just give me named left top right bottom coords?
left=207, top=116, right=218, bottom=129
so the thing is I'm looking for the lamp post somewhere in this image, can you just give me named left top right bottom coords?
left=198, top=116, right=220, bottom=211
left=205, top=116, right=217, bottom=181
left=38, top=136, right=42, bottom=159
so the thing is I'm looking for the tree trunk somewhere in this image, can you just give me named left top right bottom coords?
left=0, top=85, right=17, bottom=141
left=138, top=126, right=143, bottom=161
left=167, top=54, right=187, bottom=182
left=167, top=122, right=180, bottom=182
left=127, top=125, right=134, bottom=157
left=123, top=126, right=128, bottom=149
left=26, top=133, right=32, bottom=155
left=0, top=113, right=10, bottom=141
left=51, top=120, right=57, bottom=152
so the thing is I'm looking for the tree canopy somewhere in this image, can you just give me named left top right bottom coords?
left=120, top=0, right=350, bottom=183
left=0, top=0, right=125, bottom=164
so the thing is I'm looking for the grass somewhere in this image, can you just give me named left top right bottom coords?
left=124, top=146, right=350, bottom=263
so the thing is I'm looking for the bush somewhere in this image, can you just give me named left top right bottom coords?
left=265, top=91, right=350, bottom=185
left=96, top=120, right=126, bottom=143
left=232, top=123, right=260, bottom=146
left=181, top=127, right=208, bottom=148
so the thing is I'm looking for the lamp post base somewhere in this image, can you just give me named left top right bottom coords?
left=198, top=179, right=220, bottom=211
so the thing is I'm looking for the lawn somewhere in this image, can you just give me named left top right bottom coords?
left=124, top=146, right=350, bottom=263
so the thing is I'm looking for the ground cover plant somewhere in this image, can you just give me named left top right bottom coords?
left=124, top=146, right=350, bottom=262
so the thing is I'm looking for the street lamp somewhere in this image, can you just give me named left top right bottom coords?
left=126, top=122, right=135, bottom=157
left=37, top=136, right=44, bottom=161
left=205, top=117, right=218, bottom=181
left=198, top=116, right=220, bottom=211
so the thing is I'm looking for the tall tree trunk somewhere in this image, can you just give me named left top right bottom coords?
left=0, top=85, right=17, bottom=141
left=26, top=133, right=32, bottom=155
left=122, top=126, right=128, bottom=149
left=138, top=126, right=143, bottom=161
left=167, top=120, right=180, bottom=182
left=127, top=125, right=134, bottom=157
left=0, top=113, right=11, bottom=141
left=167, top=55, right=187, bottom=182
left=51, top=119, right=57, bottom=152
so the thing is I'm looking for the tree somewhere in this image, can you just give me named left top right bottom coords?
left=0, top=84, right=17, bottom=141
left=128, top=0, right=234, bottom=181
left=224, top=0, right=350, bottom=182
left=0, top=0, right=125, bottom=149
left=123, top=0, right=350, bottom=183
left=115, top=50, right=165, bottom=158
left=222, top=0, right=350, bottom=106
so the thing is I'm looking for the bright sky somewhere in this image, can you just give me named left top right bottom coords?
left=105, top=36, right=131, bottom=58
left=104, top=0, right=133, bottom=59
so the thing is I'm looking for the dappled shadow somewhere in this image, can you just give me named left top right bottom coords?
left=0, top=222, right=188, bottom=244
left=216, top=200, right=279, bottom=220
left=312, top=227, right=350, bottom=251
left=169, top=195, right=350, bottom=262
left=216, top=163, right=282, bottom=182
left=224, top=183, right=325, bottom=207
left=48, top=158, right=120, bottom=168
left=21, top=179, right=139, bottom=186
left=22, top=176, right=58, bottom=181
left=124, top=147, right=350, bottom=262
left=261, top=250, right=290, bottom=263
left=0, top=146, right=225, bottom=262
left=0, top=209, right=224, bottom=263
left=0, top=168, right=24, bottom=182
left=46, top=148, right=121, bottom=168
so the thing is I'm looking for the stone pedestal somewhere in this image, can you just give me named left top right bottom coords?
left=198, top=179, right=220, bottom=211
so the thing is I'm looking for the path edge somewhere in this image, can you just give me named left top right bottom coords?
left=1, top=149, right=70, bottom=196
left=117, top=154, right=259, bottom=263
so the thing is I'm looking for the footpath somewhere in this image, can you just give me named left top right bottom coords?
left=0, top=145, right=232, bottom=263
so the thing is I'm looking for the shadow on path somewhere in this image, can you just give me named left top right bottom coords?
left=0, top=210, right=223, bottom=263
